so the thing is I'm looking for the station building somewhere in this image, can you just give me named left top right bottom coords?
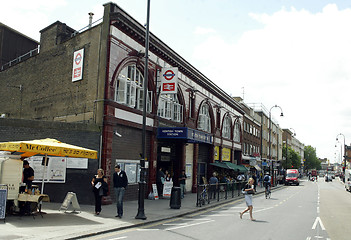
left=0, top=3, right=247, bottom=204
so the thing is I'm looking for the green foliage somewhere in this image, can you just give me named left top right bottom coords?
left=304, top=145, right=321, bottom=170
left=282, top=144, right=301, bottom=169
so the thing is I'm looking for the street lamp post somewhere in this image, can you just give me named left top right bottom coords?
left=135, top=0, right=151, bottom=220
left=336, top=133, right=346, bottom=180
left=269, top=105, right=283, bottom=186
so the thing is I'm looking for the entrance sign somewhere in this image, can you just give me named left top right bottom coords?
left=163, top=182, right=173, bottom=198
left=72, top=49, right=84, bottom=82
left=160, top=67, right=178, bottom=94
left=59, top=192, right=81, bottom=213
left=157, top=127, right=213, bottom=144
left=152, top=184, right=159, bottom=200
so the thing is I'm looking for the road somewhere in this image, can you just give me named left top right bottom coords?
left=85, top=178, right=351, bottom=240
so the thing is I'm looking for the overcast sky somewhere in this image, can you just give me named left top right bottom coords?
left=1, top=0, right=351, bottom=163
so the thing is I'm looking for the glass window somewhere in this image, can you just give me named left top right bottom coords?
left=115, top=65, right=152, bottom=113
left=222, top=115, right=231, bottom=139
left=157, top=94, right=183, bottom=122
left=233, top=121, right=241, bottom=142
left=198, top=103, right=211, bottom=132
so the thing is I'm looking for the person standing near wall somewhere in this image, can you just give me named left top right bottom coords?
left=113, top=165, right=128, bottom=218
left=156, top=167, right=165, bottom=198
left=179, top=169, right=187, bottom=199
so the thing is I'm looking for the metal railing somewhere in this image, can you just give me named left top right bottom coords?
left=1, top=47, right=40, bottom=71
left=196, top=181, right=247, bottom=207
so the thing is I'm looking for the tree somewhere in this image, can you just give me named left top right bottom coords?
left=282, top=144, right=301, bottom=169
left=304, top=145, right=321, bottom=170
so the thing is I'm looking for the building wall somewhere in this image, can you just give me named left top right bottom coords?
left=0, top=21, right=103, bottom=123
left=0, top=118, right=100, bottom=204
left=0, top=23, right=39, bottom=68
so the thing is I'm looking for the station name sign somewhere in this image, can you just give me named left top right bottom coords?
left=157, top=127, right=213, bottom=144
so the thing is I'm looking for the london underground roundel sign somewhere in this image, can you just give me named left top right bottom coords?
left=160, top=67, right=178, bottom=94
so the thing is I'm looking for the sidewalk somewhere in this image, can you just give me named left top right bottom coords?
left=0, top=185, right=272, bottom=240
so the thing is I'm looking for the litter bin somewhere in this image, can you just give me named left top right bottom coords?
left=170, top=187, right=181, bottom=209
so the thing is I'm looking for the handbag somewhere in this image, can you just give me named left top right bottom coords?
left=102, top=181, right=109, bottom=196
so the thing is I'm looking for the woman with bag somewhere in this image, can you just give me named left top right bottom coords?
left=91, top=168, right=108, bottom=215
left=240, top=177, right=256, bottom=221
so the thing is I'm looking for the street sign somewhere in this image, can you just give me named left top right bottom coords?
left=72, top=49, right=84, bottom=82
left=160, top=67, right=178, bottom=94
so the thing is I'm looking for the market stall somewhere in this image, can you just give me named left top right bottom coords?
left=0, top=138, right=97, bottom=216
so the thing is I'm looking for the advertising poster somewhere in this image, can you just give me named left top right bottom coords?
left=27, top=156, right=66, bottom=183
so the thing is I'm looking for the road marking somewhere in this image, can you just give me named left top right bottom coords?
left=312, top=217, right=326, bottom=230
left=317, top=206, right=320, bottom=213
left=109, top=237, right=128, bottom=240
left=165, top=220, right=214, bottom=231
left=137, top=229, right=160, bottom=231
left=306, top=237, right=311, bottom=240
left=163, top=223, right=188, bottom=226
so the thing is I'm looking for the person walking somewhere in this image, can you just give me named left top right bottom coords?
left=91, top=168, right=108, bottom=215
left=240, top=177, right=256, bottom=221
left=179, top=169, right=187, bottom=199
left=113, top=165, right=128, bottom=218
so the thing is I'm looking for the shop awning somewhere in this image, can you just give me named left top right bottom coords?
left=210, top=162, right=248, bottom=172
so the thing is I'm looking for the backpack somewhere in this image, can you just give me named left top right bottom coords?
left=264, top=175, right=269, bottom=182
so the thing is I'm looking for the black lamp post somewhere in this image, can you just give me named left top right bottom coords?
left=135, top=0, right=151, bottom=220
left=269, top=105, right=283, bottom=186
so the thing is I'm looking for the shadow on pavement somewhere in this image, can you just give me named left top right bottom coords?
left=4, top=213, right=101, bottom=228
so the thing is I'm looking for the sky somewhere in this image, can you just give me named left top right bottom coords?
left=1, top=0, right=351, bottom=163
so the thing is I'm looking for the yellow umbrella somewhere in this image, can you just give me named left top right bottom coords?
left=0, top=138, right=98, bottom=194
left=0, top=138, right=98, bottom=159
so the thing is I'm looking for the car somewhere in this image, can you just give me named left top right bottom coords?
left=325, top=175, right=332, bottom=182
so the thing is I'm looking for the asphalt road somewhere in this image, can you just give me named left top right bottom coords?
left=85, top=178, right=351, bottom=240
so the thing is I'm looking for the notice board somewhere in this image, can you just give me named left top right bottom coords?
left=0, top=184, right=7, bottom=220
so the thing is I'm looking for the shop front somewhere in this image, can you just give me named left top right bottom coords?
left=157, top=127, right=213, bottom=193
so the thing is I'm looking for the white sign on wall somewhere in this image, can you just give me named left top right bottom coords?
left=160, top=67, right=178, bottom=94
left=27, top=156, right=66, bottom=183
left=72, top=48, right=84, bottom=82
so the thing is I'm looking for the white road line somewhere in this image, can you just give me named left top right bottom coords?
left=182, top=218, right=212, bottom=221
left=306, top=237, right=311, bottom=240
left=165, top=220, right=214, bottom=231
left=163, top=223, right=188, bottom=226
left=137, top=229, right=160, bottom=231
left=109, top=237, right=128, bottom=240
left=312, top=217, right=326, bottom=231
left=209, top=214, right=235, bottom=217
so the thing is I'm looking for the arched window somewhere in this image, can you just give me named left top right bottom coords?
left=198, top=103, right=211, bottom=132
left=157, top=94, right=183, bottom=122
left=114, top=65, right=152, bottom=112
left=222, top=115, right=231, bottom=139
left=233, top=120, right=241, bottom=142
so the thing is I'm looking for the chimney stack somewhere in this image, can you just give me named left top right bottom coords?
left=88, top=12, right=94, bottom=28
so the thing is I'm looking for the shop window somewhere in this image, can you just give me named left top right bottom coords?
left=198, top=103, right=211, bottom=132
left=115, top=65, right=152, bottom=112
left=115, top=160, right=142, bottom=184
left=233, top=121, right=240, bottom=142
left=222, top=115, right=231, bottom=139
left=157, top=94, right=183, bottom=122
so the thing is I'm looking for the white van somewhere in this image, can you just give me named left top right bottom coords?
left=345, top=169, right=351, bottom=192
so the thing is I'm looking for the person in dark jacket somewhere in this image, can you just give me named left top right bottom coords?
left=113, top=165, right=128, bottom=218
